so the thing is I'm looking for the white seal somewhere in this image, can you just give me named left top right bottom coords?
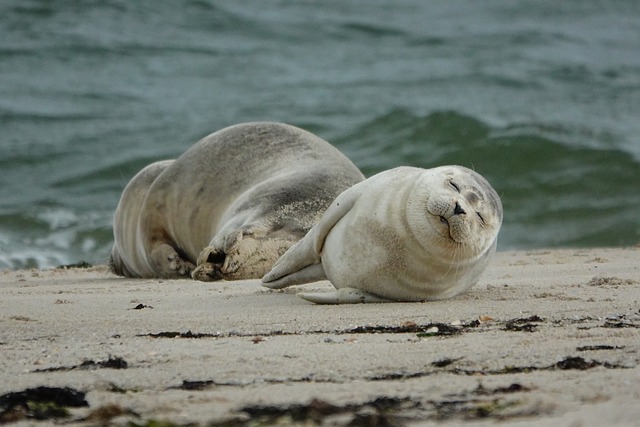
left=262, top=166, right=502, bottom=303
left=109, top=122, right=364, bottom=280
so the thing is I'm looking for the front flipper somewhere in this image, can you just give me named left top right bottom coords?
left=297, top=287, right=393, bottom=304
left=261, top=182, right=366, bottom=288
left=148, top=242, right=195, bottom=278
left=191, top=245, right=226, bottom=281
left=262, top=262, right=326, bottom=289
left=191, top=230, right=240, bottom=281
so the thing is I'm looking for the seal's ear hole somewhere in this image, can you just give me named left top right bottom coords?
left=207, top=251, right=226, bottom=265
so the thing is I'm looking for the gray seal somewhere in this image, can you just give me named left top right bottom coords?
left=262, top=166, right=502, bottom=303
left=109, top=122, right=365, bottom=280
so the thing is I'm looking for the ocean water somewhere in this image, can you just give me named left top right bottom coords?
left=1, top=0, right=639, bottom=270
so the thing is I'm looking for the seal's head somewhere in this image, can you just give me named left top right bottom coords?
left=408, top=165, right=502, bottom=261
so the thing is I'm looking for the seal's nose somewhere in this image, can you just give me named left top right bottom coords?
left=453, top=201, right=466, bottom=216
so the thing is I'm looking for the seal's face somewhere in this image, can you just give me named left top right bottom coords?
left=419, top=166, right=502, bottom=257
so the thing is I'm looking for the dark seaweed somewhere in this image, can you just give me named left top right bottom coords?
left=34, top=356, right=128, bottom=372
left=0, top=386, right=87, bottom=423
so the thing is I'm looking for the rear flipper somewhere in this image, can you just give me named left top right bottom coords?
left=297, top=287, right=394, bottom=304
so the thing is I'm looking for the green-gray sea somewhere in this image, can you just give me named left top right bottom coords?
left=1, top=1, right=639, bottom=269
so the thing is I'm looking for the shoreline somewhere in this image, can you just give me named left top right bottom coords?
left=1, top=247, right=639, bottom=426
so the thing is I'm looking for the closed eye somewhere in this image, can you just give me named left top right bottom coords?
left=449, top=180, right=461, bottom=193
left=476, top=212, right=485, bottom=225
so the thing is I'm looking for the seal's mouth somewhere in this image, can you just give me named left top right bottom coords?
left=427, top=198, right=466, bottom=241
left=440, top=215, right=459, bottom=242
left=430, top=213, right=456, bottom=241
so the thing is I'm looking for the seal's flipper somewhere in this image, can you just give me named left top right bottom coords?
left=262, top=263, right=326, bottom=289
left=194, top=227, right=299, bottom=281
left=297, top=287, right=392, bottom=304
left=148, top=242, right=195, bottom=278
left=261, top=231, right=319, bottom=287
left=192, top=245, right=225, bottom=281
left=262, top=182, right=366, bottom=288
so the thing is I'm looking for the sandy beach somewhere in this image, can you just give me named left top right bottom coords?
left=1, top=247, right=639, bottom=426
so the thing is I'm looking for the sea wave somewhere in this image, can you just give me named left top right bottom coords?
left=3, top=108, right=638, bottom=271
left=2, top=0, right=639, bottom=269
left=0, top=208, right=113, bottom=270
left=339, top=109, right=640, bottom=249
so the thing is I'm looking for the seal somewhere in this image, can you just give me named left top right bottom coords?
left=109, top=122, right=365, bottom=280
left=262, top=165, right=502, bottom=303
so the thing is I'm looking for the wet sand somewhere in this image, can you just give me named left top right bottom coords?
left=1, top=248, right=639, bottom=426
